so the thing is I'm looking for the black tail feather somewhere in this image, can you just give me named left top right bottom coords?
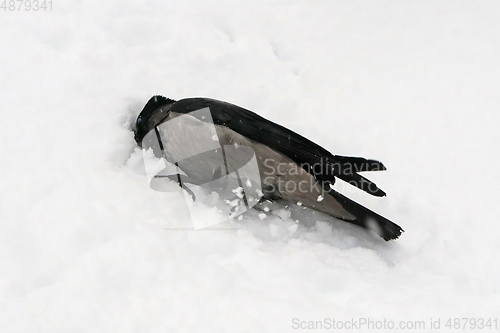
left=335, top=172, right=387, bottom=197
left=329, top=190, right=403, bottom=241
left=332, top=156, right=386, bottom=172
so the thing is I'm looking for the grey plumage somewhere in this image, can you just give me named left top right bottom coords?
left=160, top=110, right=355, bottom=220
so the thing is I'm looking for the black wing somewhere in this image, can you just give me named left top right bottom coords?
left=170, top=97, right=387, bottom=197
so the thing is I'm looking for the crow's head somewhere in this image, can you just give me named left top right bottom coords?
left=134, top=95, right=176, bottom=145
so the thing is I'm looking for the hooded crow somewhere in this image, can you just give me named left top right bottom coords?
left=134, top=95, right=403, bottom=241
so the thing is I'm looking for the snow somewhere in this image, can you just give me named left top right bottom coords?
left=1, top=1, right=500, bottom=332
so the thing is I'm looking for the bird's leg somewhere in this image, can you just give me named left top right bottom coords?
left=153, top=174, right=197, bottom=201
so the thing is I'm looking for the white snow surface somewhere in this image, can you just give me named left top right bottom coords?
left=1, top=1, right=500, bottom=332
